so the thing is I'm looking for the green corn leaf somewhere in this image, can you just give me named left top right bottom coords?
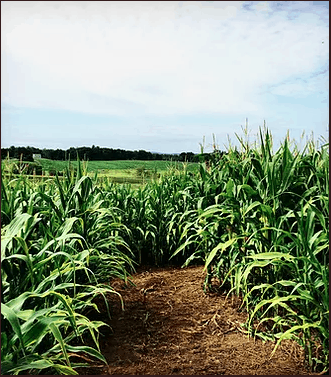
left=204, top=238, right=237, bottom=271
left=241, top=201, right=261, bottom=217
left=7, top=356, right=78, bottom=375
left=225, top=179, right=235, bottom=198
left=63, top=344, right=107, bottom=364
left=199, top=205, right=223, bottom=219
left=49, top=322, right=71, bottom=367
left=171, top=235, right=198, bottom=258
left=271, top=322, right=323, bottom=358
left=247, top=252, right=294, bottom=261
left=238, top=184, right=258, bottom=198
left=1, top=303, right=26, bottom=356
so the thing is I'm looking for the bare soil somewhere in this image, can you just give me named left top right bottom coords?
left=80, top=265, right=318, bottom=375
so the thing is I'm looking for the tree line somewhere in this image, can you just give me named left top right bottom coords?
left=1, top=145, right=199, bottom=162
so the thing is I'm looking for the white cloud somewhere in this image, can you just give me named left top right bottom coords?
left=1, top=1, right=329, bottom=119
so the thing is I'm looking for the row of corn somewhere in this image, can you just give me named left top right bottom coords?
left=1, top=127, right=328, bottom=374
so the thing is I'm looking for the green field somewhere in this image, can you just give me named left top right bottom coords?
left=2, top=158, right=199, bottom=185
left=1, top=128, right=329, bottom=375
left=39, top=158, right=197, bottom=172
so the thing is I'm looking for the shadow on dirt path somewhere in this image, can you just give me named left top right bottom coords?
left=80, top=265, right=317, bottom=375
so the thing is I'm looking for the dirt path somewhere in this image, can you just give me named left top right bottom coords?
left=83, top=265, right=315, bottom=375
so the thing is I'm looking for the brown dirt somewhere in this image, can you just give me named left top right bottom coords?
left=79, top=265, right=318, bottom=375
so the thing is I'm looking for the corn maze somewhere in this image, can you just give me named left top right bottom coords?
left=1, top=127, right=329, bottom=374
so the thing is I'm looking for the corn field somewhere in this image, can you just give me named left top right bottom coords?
left=1, top=127, right=329, bottom=374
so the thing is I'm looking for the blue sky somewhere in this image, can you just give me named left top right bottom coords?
left=1, top=1, right=329, bottom=154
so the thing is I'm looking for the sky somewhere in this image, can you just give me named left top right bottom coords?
left=1, top=1, right=329, bottom=154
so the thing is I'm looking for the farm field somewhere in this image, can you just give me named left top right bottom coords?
left=2, top=158, right=199, bottom=186
left=41, top=158, right=197, bottom=172
left=2, top=157, right=197, bottom=172
left=1, top=127, right=329, bottom=375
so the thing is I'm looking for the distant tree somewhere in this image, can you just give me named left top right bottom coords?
left=1, top=145, right=198, bottom=163
left=42, top=149, right=53, bottom=159
left=1, top=148, right=9, bottom=159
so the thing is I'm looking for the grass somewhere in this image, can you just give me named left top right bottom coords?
left=21, top=158, right=197, bottom=173
left=2, top=158, right=199, bottom=187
